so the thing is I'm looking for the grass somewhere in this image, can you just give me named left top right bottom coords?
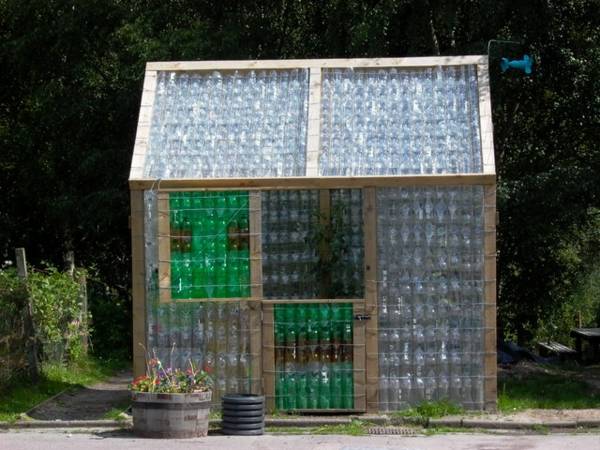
left=498, top=373, right=600, bottom=412
left=266, top=420, right=368, bottom=435
left=0, top=356, right=127, bottom=422
left=392, top=400, right=464, bottom=424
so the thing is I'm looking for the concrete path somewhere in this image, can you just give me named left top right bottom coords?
left=0, top=430, right=599, bottom=450
left=27, top=370, right=131, bottom=421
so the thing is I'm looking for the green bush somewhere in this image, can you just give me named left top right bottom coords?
left=28, top=266, right=88, bottom=362
left=0, top=264, right=88, bottom=368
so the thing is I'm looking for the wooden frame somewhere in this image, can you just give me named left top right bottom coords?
left=156, top=191, right=261, bottom=304
left=130, top=174, right=495, bottom=190
left=146, top=55, right=487, bottom=72
left=483, top=185, right=497, bottom=411
left=129, top=56, right=497, bottom=411
left=130, top=190, right=146, bottom=377
left=129, top=70, right=157, bottom=180
left=363, top=188, right=379, bottom=413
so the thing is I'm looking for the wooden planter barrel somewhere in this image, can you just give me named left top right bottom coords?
left=132, top=391, right=212, bottom=438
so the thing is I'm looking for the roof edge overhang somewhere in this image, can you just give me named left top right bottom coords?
left=145, top=55, right=488, bottom=72
left=128, top=174, right=496, bottom=191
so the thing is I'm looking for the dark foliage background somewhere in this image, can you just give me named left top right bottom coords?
left=1, top=0, right=599, bottom=355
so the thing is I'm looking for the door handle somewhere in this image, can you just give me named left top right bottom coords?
left=353, top=314, right=371, bottom=321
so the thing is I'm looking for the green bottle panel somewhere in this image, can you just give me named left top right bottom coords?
left=169, top=191, right=250, bottom=299
left=274, top=303, right=354, bottom=411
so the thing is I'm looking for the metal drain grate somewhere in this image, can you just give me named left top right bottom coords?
left=367, top=426, right=417, bottom=436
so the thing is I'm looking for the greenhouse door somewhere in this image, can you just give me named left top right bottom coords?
left=261, top=189, right=367, bottom=413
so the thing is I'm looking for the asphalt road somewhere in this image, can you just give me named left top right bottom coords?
left=1, top=430, right=600, bottom=450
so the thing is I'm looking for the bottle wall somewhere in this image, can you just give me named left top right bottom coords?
left=330, top=189, right=364, bottom=298
left=144, top=191, right=256, bottom=407
left=261, top=190, right=320, bottom=299
left=320, top=66, right=482, bottom=176
left=169, top=191, right=251, bottom=299
left=274, top=303, right=354, bottom=410
left=376, top=186, right=485, bottom=410
left=144, top=70, right=309, bottom=179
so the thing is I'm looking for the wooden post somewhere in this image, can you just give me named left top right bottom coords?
left=249, top=192, right=263, bottom=394
left=363, top=188, right=379, bottom=412
left=131, top=190, right=147, bottom=378
left=78, top=272, right=89, bottom=355
left=483, top=185, right=497, bottom=411
left=64, top=251, right=75, bottom=278
left=306, top=67, right=322, bottom=177
left=15, top=248, right=39, bottom=382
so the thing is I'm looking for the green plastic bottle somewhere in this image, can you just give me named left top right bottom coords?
left=274, top=306, right=285, bottom=373
left=226, top=256, right=240, bottom=297
left=214, top=260, right=227, bottom=298
left=285, top=372, right=297, bottom=410
left=341, top=323, right=354, bottom=409
left=204, top=255, right=215, bottom=298
left=285, top=305, right=297, bottom=365
left=306, top=366, right=319, bottom=409
left=239, top=249, right=250, bottom=297
left=181, top=259, right=193, bottom=298
left=331, top=304, right=343, bottom=344
left=331, top=362, right=343, bottom=409
left=215, top=193, right=227, bottom=218
left=275, top=372, right=285, bottom=411
left=192, top=265, right=206, bottom=298
left=318, top=363, right=331, bottom=409
left=296, top=371, right=308, bottom=409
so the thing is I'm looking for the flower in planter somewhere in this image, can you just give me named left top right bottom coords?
left=131, top=349, right=212, bottom=394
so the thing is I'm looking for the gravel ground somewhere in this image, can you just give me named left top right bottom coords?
left=27, top=370, right=131, bottom=420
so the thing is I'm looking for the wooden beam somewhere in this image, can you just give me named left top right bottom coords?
left=248, top=192, right=263, bottom=394
left=157, top=192, right=172, bottom=304
left=477, top=63, right=496, bottom=174
left=483, top=185, right=497, bottom=411
left=130, top=174, right=496, bottom=190
left=261, top=298, right=364, bottom=305
left=353, top=302, right=367, bottom=412
left=306, top=68, right=322, bottom=176
left=129, top=70, right=157, bottom=180
left=131, top=190, right=147, bottom=378
left=146, top=56, right=487, bottom=72
left=363, top=188, right=379, bottom=413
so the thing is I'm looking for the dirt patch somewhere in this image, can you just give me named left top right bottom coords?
left=27, top=370, right=131, bottom=420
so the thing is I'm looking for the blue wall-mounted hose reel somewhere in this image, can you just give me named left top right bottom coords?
left=500, top=54, right=533, bottom=74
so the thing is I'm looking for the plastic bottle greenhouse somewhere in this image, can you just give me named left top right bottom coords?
left=129, top=56, right=497, bottom=413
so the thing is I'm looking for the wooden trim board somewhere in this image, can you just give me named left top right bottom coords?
left=130, top=174, right=496, bottom=190
left=129, top=70, right=157, bottom=180
left=477, top=63, right=496, bottom=174
left=248, top=192, right=263, bottom=394
left=146, top=55, right=487, bottom=72
left=157, top=192, right=171, bottom=304
left=363, top=188, right=379, bottom=413
left=483, top=185, right=497, bottom=411
left=306, top=68, right=322, bottom=177
left=131, top=190, right=147, bottom=377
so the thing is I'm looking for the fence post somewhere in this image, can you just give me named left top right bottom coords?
left=15, top=248, right=39, bottom=382
left=79, top=272, right=89, bottom=355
